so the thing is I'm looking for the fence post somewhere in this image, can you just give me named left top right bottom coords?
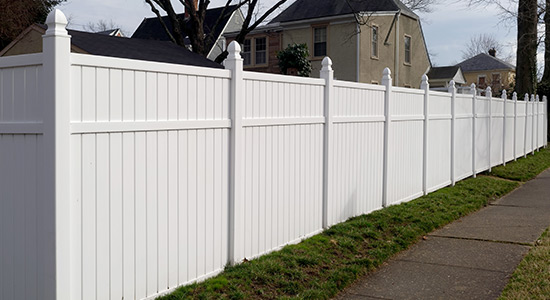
left=487, top=87, right=493, bottom=172
left=513, top=92, right=518, bottom=161
left=320, top=57, right=334, bottom=229
left=471, top=83, right=477, bottom=178
left=535, top=95, right=540, bottom=152
left=523, top=93, right=529, bottom=158
left=382, top=68, right=392, bottom=207
left=448, top=80, right=456, bottom=186
left=502, top=90, right=507, bottom=165
left=531, top=94, right=536, bottom=155
left=42, top=9, right=72, bottom=300
left=421, top=75, right=429, bottom=195
left=226, top=41, right=244, bottom=264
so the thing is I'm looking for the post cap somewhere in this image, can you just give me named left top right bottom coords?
left=227, top=41, right=242, bottom=60
left=321, top=57, right=333, bottom=72
left=45, top=9, right=68, bottom=36
left=501, top=90, right=507, bottom=100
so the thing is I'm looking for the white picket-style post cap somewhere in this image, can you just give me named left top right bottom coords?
left=448, top=80, right=456, bottom=93
left=470, top=83, right=476, bottom=95
left=227, top=41, right=242, bottom=60
left=525, top=93, right=529, bottom=101
left=421, top=74, right=429, bottom=89
left=531, top=94, right=536, bottom=102
left=536, top=94, right=540, bottom=102
left=382, top=67, right=392, bottom=85
left=502, top=90, right=507, bottom=100
left=321, top=57, right=333, bottom=72
left=45, top=8, right=68, bottom=36
left=513, top=92, right=518, bottom=101
left=486, top=86, right=492, bottom=95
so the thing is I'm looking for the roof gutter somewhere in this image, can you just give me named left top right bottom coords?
left=394, top=11, right=401, bottom=86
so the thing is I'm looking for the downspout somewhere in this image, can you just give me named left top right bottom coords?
left=394, top=11, right=401, bottom=87
left=356, top=22, right=361, bottom=82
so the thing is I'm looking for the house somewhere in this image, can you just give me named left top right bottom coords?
left=456, top=49, right=515, bottom=95
left=251, top=0, right=431, bottom=87
left=96, top=28, right=125, bottom=37
left=0, top=24, right=222, bottom=68
left=225, top=24, right=283, bottom=74
left=426, top=66, right=466, bottom=90
left=132, top=4, right=244, bottom=61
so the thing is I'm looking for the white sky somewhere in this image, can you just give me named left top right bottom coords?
left=58, top=0, right=520, bottom=66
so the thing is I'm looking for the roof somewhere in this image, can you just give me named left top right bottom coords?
left=270, top=0, right=418, bottom=24
left=132, top=5, right=238, bottom=50
left=30, top=24, right=222, bottom=68
left=427, top=66, right=461, bottom=80
left=456, top=53, right=515, bottom=72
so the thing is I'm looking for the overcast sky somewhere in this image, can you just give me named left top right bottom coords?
left=58, top=0, right=519, bottom=67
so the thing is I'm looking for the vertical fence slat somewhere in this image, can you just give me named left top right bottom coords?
left=421, top=75, right=429, bottom=194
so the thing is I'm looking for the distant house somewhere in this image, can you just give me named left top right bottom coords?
left=456, top=50, right=515, bottom=95
left=0, top=24, right=222, bottom=69
left=132, top=4, right=244, bottom=61
left=225, top=24, right=283, bottom=74
left=96, top=28, right=124, bottom=37
left=250, top=0, right=431, bottom=87
left=426, top=66, right=466, bottom=89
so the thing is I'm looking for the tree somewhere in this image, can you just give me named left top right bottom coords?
left=516, top=0, right=538, bottom=95
left=0, top=0, right=65, bottom=50
left=402, top=0, right=439, bottom=13
left=144, top=0, right=289, bottom=63
left=84, top=19, right=126, bottom=35
left=461, top=34, right=506, bottom=60
left=277, top=43, right=312, bottom=77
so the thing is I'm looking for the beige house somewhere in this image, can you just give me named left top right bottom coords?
left=456, top=51, right=515, bottom=95
left=268, top=0, right=431, bottom=87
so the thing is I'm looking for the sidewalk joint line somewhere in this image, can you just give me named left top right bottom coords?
left=428, top=235, right=533, bottom=246
left=395, top=258, right=509, bottom=274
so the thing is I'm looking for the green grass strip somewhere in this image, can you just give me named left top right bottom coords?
left=499, top=227, right=550, bottom=300
left=159, top=148, right=550, bottom=300
left=159, top=176, right=519, bottom=300
left=489, top=147, right=550, bottom=181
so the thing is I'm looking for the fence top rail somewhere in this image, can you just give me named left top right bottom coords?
left=393, top=86, right=425, bottom=95
left=0, top=53, right=43, bottom=69
left=333, top=80, right=386, bottom=91
left=429, top=90, right=452, bottom=98
left=71, top=53, right=232, bottom=78
left=456, top=93, right=473, bottom=100
left=243, top=71, right=325, bottom=86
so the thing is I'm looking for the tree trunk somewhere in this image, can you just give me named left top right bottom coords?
left=543, top=0, right=550, bottom=83
left=516, top=0, right=538, bottom=96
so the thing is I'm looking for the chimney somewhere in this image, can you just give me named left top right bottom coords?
left=488, top=48, right=496, bottom=57
left=184, top=0, right=199, bottom=19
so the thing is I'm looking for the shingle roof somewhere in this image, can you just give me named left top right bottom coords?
left=456, top=53, right=515, bottom=72
left=270, top=0, right=418, bottom=24
left=427, top=66, right=462, bottom=81
left=68, top=30, right=222, bottom=68
left=132, top=5, right=238, bottom=51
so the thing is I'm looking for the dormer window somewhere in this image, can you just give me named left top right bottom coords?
left=371, top=25, right=379, bottom=59
left=313, top=26, right=327, bottom=57
left=404, top=35, right=411, bottom=64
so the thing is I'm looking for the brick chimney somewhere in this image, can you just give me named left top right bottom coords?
left=488, top=48, right=496, bottom=57
left=184, top=0, right=199, bottom=19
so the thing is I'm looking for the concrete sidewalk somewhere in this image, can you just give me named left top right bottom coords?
left=336, top=169, right=550, bottom=300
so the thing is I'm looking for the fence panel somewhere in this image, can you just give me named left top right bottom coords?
left=240, top=72, right=324, bottom=258
left=504, top=99, right=515, bottom=162
left=491, top=99, right=504, bottom=167
left=475, top=97, right=490, bottom=171
left=0, top=56, right=51, bottom=300
left=388, top=88, right=424, bottom=205
left=329, top=81, right=385, bottom=225
left=516, top=101, right=527, bottom=157
left=454, top=94, right=474, bottom=180
left=427, top=92, right=452, bottom=192
left=69, top=54, right=231, bottom=300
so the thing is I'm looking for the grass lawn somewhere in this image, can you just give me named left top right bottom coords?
left=499, top=227, right=550, bottom=300
left=489, top=147, right=550, bottom=181
left=158, top=147, right=550, bottom=300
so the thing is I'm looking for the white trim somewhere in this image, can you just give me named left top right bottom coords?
left=70, top=53, right=231, bottom=78
left=0, top=53, right=43, bottom=68
left=0, top=122, right=44, bottom=134
left=70, top=120, right=231, bottom=134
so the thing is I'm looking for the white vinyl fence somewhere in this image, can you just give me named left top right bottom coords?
left=1, top=10, right=548, bottom=300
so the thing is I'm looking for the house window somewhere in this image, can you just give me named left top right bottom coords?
left=404, top=35, right=411, bottom=64
left=243, top=39, right=251, bottom=66
left=255, top=37, right=267, bottom=65
left=371, top=25, right=379, bottom=58
left=242, top=37, right=267, bottom=67
left=492, top=73, right=501, bottom=85
left=313, top=27, right=327, bottom=57
left=478, top=75, right=486, bottom=88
